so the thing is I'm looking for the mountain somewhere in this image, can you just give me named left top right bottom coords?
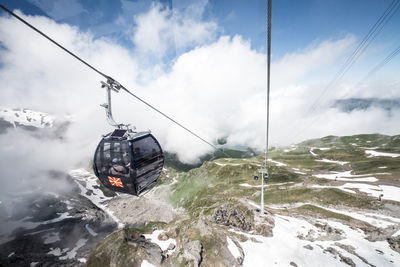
left=164, top=147, right=256, bottom=172
left=0, top=107, right=70, bottom=138
left=0, top=108, right=399, bottom=266
left=0, top=170, right=118, bottom=266
left=333, top=98, right=400, bottom=113
left=81, top=134, right=400, bottom=266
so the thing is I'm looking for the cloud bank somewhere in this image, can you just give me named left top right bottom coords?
left=0, top=2, right=399, bottom=172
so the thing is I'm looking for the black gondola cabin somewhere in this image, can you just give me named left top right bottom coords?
left=93, top=129, right=164, bottom=195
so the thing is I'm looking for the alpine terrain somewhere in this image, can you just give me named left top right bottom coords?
left=0, top=108, right=400, bottom=266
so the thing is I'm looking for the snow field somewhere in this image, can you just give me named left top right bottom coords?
left=232, top=215, right=400, bottom=266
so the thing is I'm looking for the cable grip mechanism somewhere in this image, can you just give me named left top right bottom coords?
left=100, top=78, right=135, bottom=132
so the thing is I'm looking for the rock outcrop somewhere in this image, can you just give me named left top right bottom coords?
left=387, top=236, right=400, bottom=253
left=212, top=204, right=254, bottom=231
left=87, top=228, right=164, bottom=267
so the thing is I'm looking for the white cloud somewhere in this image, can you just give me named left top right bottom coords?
left=132, top=2, right=217, bottom=60
left=0, top=6, right=399, bottom=171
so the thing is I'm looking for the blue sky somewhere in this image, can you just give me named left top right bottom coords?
left=0, top=0, right=399, bottom=158
left=2, top=0, right=399, bottom=87
left=3, top=0, right=399, bottom=54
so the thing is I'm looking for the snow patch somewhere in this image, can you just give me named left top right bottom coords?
left=141, top=260, right=157, bottom=267
left=266, top=202, right=309, bottom=210
left=316, top=158, right=349, bottom=165
left=85, top=224, right=98, bottom=236
left=309, top=147, right=330, bottom=157
left=214, top=162, right=241, bottom=166
left=143, top=230, right=176, bottom=256
left=227, top=236, right=241, bottom=259
left=313, top=183, right=400, bottom=202
left=47, top=248, right=62, bottom=256
left=240, top=182, right=294, bottom=188
left=393, top=230, right=400, bottom=237
left=267, top=159, right=287, bottom=167
left=313, top=171, right=378, bottom=182
left=365, top=150, right=400, bottom=158
left=59, top=238, right=87, bottom=260
left=43, top=232, right=60, bottom=244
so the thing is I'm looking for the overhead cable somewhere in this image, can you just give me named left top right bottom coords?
left=341, top=43, right=400, bottom=99
left=0, top=4, right=229, bottom=156
left=265, top=0, right=272, bottom=165
left=285, top=0, right=400, bottom=144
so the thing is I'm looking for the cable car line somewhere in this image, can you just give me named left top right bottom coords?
left=0, top=4, right=108, bottom=79
left=284, top=0, right=400, bottom=144
left=0, top=3, right=228, bottom=157
left=340, top=43, right=400, bottom=100
left=256, top=0, right=272, bottom=216
left=289, top=43, right=400, bottom=144
left=356, top=44, right=400, bottom=87
left=306, top=0, right=400, bottom=116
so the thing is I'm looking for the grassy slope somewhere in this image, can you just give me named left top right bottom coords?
left=169, top=133, right=399, bottom=223
left=88, top=134, right=399, bottom=264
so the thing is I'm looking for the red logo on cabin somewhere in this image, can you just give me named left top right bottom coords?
left=108, top=176, right=124, bottom=188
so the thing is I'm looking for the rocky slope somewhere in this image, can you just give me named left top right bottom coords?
left=1, top=133, right=400, bottom=266
left=0, top=170, right=118, bottom=266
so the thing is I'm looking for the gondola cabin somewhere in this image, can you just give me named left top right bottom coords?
left=93, top=129, right=164, bottom=195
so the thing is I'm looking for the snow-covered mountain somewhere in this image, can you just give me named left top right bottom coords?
left=0, top=170, right=119, bottom=266
left=0, top=107, right=71, bottom=139
left=0, top=107, right=54, bottom=130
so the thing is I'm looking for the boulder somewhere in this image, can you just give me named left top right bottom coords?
left=158, top=232, right=169, bottom=241
left=387, top=236, right=400, bottom=253
left=182, top=240, right=203, bottom=266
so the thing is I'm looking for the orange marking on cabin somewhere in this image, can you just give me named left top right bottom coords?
left=108, top=176, right=124, bottom=188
